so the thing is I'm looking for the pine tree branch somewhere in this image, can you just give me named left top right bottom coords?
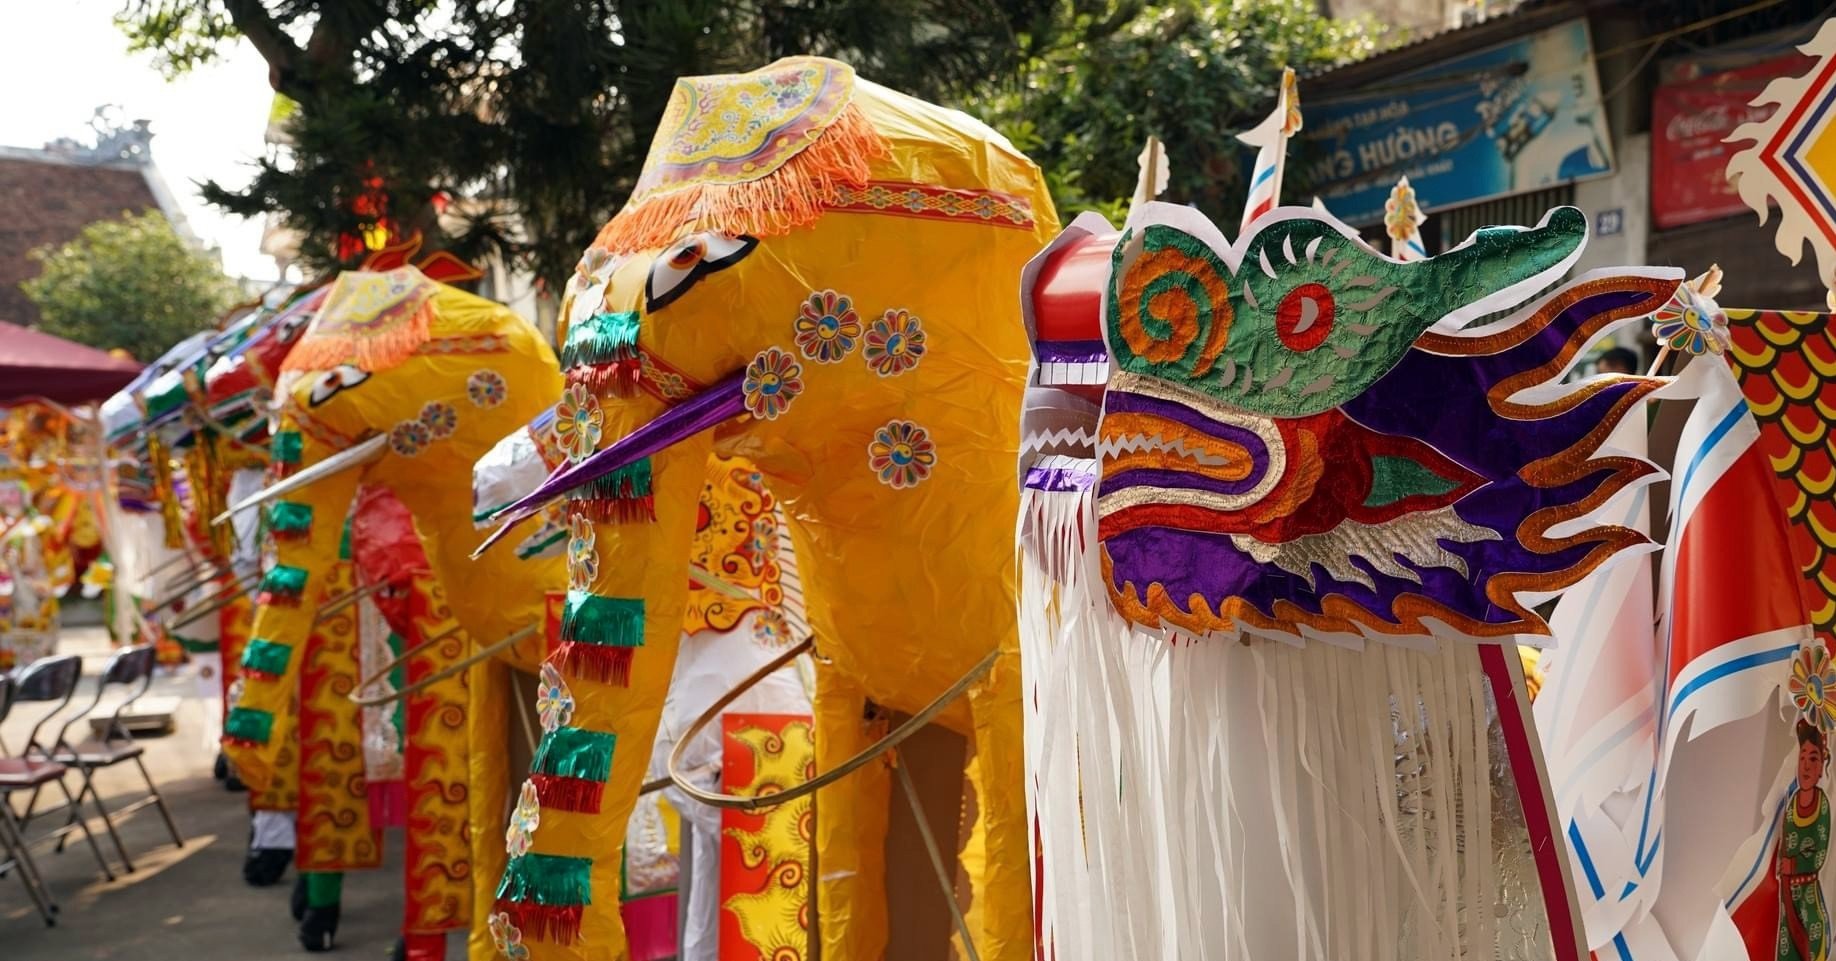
left=221, top=0, right=306, bottom=92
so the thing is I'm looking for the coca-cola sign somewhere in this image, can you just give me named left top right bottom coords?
left=1652, top=49, right=1810, bottom=230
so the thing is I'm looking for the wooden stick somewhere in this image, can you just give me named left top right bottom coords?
left=1645, top=344, right=1674, bottom=377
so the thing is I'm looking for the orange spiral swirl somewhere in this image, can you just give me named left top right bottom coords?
left=1114, top=238, right=1233, bottom=376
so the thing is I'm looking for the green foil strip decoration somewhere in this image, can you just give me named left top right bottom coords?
left=240, top=639, right=293, bottom=678
left=574, top=458, right=653, bottom=502
left=532, top=727, right=617, bottom=783
left=259, top=564, right=309, bottom=600
left=567, top=458, right=656, bottom=523
left=265, top=501, right=313, bottom=539
left=174, top=633, right=218, bottom=654
left=496, top=852, right=594, bottom=906
left=559, top=311, right=641, bottom=371
left=271, top=430, right=302, bottom=465
left=224, top=706, right=274, bottom=745
left=338, top=517, right=353, bottom=561
left=559, top=591, right=644, bottom=648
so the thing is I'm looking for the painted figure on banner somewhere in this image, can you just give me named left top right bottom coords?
left=1777, top=716, right=1831, bottom=961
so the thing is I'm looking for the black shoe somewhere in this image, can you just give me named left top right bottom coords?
left=244, top=847, right=292, bottom=886
left=298, top=904, right=339, bottom=952
left=389, top=937, right=406, bottom=961
left=225, top=772, right=246, bottom=792
left=214, top=752, right=228, bottom=781
left=290, top=875, right=308, bottom=921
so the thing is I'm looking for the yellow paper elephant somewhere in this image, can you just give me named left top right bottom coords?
left=485, top=56, right=1057, bottom=961
left=220, top=269, right=566, bottom=956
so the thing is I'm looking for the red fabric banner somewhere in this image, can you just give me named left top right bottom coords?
left=1652, top=49, right=1811, bottom=230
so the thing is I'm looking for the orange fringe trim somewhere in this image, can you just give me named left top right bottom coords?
left=592, top=101, right=890, bottom=255
left=281, top=297, right=437, bottom=374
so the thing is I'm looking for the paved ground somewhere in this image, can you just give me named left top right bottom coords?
left=2, top=627, right=459, bottom=961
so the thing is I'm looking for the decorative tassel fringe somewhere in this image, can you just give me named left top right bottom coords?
left=566, top=459, right=656, bottom=523
left=560, top=311, right=640, bottom=371
left=258, top=565, right=309, bottom=606
left=566, top=497, right=656, bottom=525
left=533, top=726, right=616, bottom=782
left=559, top=590, right=643, bottom=647
left=592, top=101, right=890, bottom=255
left=495, top=852, right=592, bottom=944
left=1021, top=467, right=1502, bottom=961
left=566, top=359, right=643, bottom=398
left=529, top=773, right=607, bottom=814
left=240, top=639, right=292, bottom=679
left=224, top=706, right=274, bottom=745
left=493, top=901, right=585, bottom=946
left=266, top=501, right=313, bottom=541
left=281, top=292, right=437, bottom=373
left=553, top=641, right=635, bottom=686
left=271, top=430, right=302, bottom=466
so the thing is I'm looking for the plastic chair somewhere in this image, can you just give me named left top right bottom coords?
left=48, top=645, right=184, bottom=871
left=0, top=673, right=58, bottom=925
left=3, top=654, right=118, bottom=882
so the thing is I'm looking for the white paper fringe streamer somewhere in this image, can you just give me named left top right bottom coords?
left=1021, top=481, right=1523, bottom=961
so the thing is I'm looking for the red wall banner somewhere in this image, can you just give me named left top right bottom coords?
left=1652, top=48, right=1811, bottom=230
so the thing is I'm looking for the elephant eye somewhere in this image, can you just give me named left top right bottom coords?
left=307, top=365, right=370, bottom=407
left=646, top=233, right=757, bottom=313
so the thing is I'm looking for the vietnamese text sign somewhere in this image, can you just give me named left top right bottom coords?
left=1304, top=19, right=1614, bottom=225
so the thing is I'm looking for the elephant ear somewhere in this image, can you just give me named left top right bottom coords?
left=592, top=56, right=889, bottom=255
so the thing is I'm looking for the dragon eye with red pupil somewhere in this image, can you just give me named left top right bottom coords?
left=668, top=242, right=703, bottom=269
left=1276, top=282, right=1335, bottom=352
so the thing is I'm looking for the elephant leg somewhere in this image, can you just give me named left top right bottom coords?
left=468, top=658, right=513, bottom=961
left=496, top=437, right=708, bottom=961
left=812, top=659, right=890, bottom=961
left=966, top=649, right=1030, bottom=961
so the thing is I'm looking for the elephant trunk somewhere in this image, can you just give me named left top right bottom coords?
left=496, top=396, right=713, bottom=960
left=222, top=420, right=363, bottom=794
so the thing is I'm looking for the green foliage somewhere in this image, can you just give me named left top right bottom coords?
left=963, top=0, right=1378, bottom=223
left=22, top=211, right=238, bottom=362
left=116, top=0, right=1059, bottom=289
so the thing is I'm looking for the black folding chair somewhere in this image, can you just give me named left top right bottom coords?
left=0, top=673, right=57, bottom=925
left=48, top=645, right=184, bottom=871
left=3, top=654, right=117, bottom=882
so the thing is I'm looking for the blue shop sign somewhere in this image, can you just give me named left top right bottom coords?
left=1303, top=18, right=1615, bottom=225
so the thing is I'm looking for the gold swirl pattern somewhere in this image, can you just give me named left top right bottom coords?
left=721, top=715, right=814, bottom=961
left=402, top=573, right=475, bottom=934
left=297, top=561, right=381, bottom=871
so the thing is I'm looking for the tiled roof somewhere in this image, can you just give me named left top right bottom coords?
left=0, top=152, right=162, bottom=327
left=1305, top=0, right=1578, bottom=93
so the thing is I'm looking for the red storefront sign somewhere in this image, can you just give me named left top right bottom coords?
left=1652, top=49, right=1811, bottom=230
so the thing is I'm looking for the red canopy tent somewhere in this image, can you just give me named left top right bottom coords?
left=0, top=320, right=143, bottom=405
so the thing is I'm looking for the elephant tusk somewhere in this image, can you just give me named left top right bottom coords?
left=473, top=370, right=747, bottom=558
left=213, top=433, right=390, bottom=526
left=312, top=575, right=398, bottom=622
left=689, top=566, right=757, bottom=601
